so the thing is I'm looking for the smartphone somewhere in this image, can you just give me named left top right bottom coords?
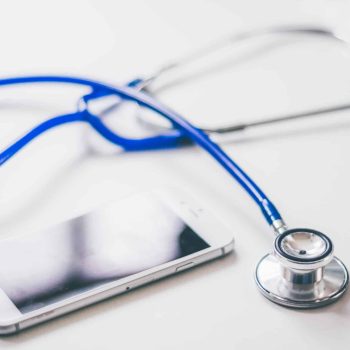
left=0, top=188, right=234, bottom=334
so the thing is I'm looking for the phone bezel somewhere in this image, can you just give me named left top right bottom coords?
left=0, top=188, right=234, bottom=333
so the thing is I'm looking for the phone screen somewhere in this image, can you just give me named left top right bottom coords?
left=0, top=193, right=209, bottom=314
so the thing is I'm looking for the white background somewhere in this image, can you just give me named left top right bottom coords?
left=0, top=0, right=350, bottom=348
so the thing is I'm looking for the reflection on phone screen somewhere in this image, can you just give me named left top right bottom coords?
left=0, top=194, right=209, bottom=313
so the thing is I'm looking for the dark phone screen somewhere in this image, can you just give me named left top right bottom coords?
left=0, top=193, right=209, bottom=313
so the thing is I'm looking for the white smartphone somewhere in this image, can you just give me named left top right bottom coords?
left=0, top=188, right=234, bottom=334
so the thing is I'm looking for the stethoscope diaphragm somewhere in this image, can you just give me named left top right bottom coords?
left=255, top=228, right=348, bottom=308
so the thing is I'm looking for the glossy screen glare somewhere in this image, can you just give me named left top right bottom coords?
left=0, top=193, right=209, bottom=313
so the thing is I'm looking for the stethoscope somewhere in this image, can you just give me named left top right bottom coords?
left=0, top=25, right=349, bottom=309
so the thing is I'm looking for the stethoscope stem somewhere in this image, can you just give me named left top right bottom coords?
left=271, top=219, right=288, bottom=235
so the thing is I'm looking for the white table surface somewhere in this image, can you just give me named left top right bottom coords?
left=1, top=0, right=350, bottom=348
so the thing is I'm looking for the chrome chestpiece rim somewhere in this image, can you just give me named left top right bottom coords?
left=255, top=228, right=349, bottom=308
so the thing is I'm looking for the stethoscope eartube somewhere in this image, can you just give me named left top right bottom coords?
left=255, top=228, right=349, bottom=308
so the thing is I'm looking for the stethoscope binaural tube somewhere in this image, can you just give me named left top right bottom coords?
left=131, top=25, right=350, bottom=135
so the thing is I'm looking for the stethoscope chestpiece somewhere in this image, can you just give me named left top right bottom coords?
left=255, top=228, right=349, bottom=308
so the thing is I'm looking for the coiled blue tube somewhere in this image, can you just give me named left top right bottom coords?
left=0, top=75, right=283, bottom=225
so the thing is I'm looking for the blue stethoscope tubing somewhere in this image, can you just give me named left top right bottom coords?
left=0, top=75, right=283, bottom=228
